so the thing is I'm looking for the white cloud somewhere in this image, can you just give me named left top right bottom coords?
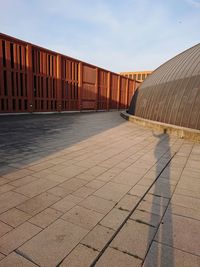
left=185, top=0, right=200, bottom=8
left=0, top=0, right=199, bottom=72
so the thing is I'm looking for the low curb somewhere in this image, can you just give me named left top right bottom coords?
left=121, top=111, right=200, bottom=142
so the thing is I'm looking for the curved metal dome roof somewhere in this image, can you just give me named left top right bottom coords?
left=128, top=43, right=200, bottom=130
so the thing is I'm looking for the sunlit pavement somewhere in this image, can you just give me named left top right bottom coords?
left=0, top=112, right=199, bottom=267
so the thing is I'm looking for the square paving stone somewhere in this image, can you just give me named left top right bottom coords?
left=143, top=241, right=200, bottom=267
left=159, top=167, right=182, bottom=181
left=174, top=187, right=200, bottom=199
left=17, top=192, right=60, bottom=215
left=13, top=178, right=59, bottom=198
left=130, top=209, right=161, bottom=227
left=61, top=205, right=104, bottom=230
left=27, top=162, right=54, bottom=172
left=0, top=222, right=41, bottom=255
left=9, top=175, right=38, bottom=187
left=59, top=178, right=88, bottom=191
left=83, top=166, right=108, bottom=177
left=81, top=224, right=114, bottom=251
left=95, top=247, right=142, bottom=267
left=186, top=160, right=200, bottom=170
left=170, top=203, right=200, bottom=221
left=75, top=172, right=96, bottom=182
left=142, top=193, right=169, bottom=207
left=72, top=186, right=96, bottom=198
left=182, top=169, right=200, bottom=179
left=0, top=253, right=4, bottom=261
left=96, top=170, right=119, bottom=182
left=2, top=169, right=34, bottom=181
left=176, top=177, right=200, bottom=193
left=137, top=200, right=166, bottom=217
left=110, top=219, right=156, bottom=259
left=59, top=244, right=98, bottom=267
left=0, top=208, right=31, bottom=228
left=54, top=165, right=87, bottom=178
left=0, top=252, right=37, bottom=267
left=0, top=178, right=8, bottom=186
left=129, top=184, right=148, bottom=197
left=125, top=165, right=149, bottom=175
left=171, top=194, right=200, bottom=209
left=111, top=171, right=142, bottom=186
left=93, top=182, right=132, bottom=202
left=0, top=191, right=28, bottom=214
left=52, top=194, right=82, bottom=213
left=100, top=208, right=129, bottom=230
left=40, top=172, right=71, bottom=183
left=149, top=181, right=175, bottom=198
left=108, top=167, right=124, bottom=175
left=0, top=221, right=12, bottom=238
left=30, top=169, right=53, bottom=178
left=79, top=195, right=115, bottom=214
left=116, top=194, right=140, bottom=212
left=48, top=185, right=74, bottom=197
left=18, top=219, right=88, bottom=267
left=0, top=184, right=15, bottom=194
left=157, top=177, right=178, bottom=186
left=155, top=213, right=200, bottom=256
left=74, top=159, right=97, bottom=169
left=29, top=208, right=62, bottom=228
left=138, top=177, right=155, bottom=187
left=85, top=180, right=106, bottom=189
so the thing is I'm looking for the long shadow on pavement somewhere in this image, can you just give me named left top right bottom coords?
left=0, top=112, right=124, bottom=176
left=143, top=132, right=174, bottom=267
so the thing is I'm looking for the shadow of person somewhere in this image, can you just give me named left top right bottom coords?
left=143, top=129, right=174, bottom=267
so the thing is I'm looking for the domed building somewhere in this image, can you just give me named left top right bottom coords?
left=128, top=44, right=200, bottom=130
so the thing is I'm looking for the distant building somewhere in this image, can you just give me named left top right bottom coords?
left=120, top=71, right=152, bottom=82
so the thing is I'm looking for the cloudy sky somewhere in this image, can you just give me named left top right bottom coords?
left=1, top=0, right=200, bottom=72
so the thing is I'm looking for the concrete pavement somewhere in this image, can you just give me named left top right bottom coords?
left=0, top=112, right=199, bottom=267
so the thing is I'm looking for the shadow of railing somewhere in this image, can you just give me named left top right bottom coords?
left=0, top=111, right=125, bottom=176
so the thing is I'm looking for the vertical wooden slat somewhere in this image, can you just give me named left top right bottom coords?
left=95, top=68, right=99, bottom=110
left=0, top=40, right=3, bottom=98
left=107, top=72, right=111, bottom=110
left=125, top=78, right=129, bottom=109
left=78, top=62, right=83, bottom=111
left=6, top=41, right=12, bottom=111
left=27, top=45, right=33, bottom=112
left=117, top=76, right=121, bottom=109
left=22, top=46, right=25, bottom=72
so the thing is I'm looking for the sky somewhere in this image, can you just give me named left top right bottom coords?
left=0, top=0, right=200, bottom=73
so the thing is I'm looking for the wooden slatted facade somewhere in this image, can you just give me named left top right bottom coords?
left=0, top=33, right=137, bottom=113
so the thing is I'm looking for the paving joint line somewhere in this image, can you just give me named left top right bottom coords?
left=56, top=134, right=169, bottom=267
left=89, top=151, right=177, bottom=266
left=141, top=141, right=195, bottom=265
left=153, top=240, right=200, bottom=258
left=15, top=249, right=41, bottom=267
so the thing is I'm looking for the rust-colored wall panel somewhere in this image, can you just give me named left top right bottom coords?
left=127, top=80, right=135, bottom=107
left=110, top=73, right=118, bottom=109
left=0, top=37, right=28, bottom=113
left=98, top=69, right=108, bottom=110
left=120, top=77, right=127, bottom=109
left=0, top=33, right=136, bottom=113
left=83, top=65, right=96, bottom=84
left=82, top=64, right=96, bottom=110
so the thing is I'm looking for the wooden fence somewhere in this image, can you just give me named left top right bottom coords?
left=0, top=33, right=139, bottom=113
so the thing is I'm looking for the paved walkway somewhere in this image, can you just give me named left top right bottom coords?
left=0, top=112, right=199, bottom=267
